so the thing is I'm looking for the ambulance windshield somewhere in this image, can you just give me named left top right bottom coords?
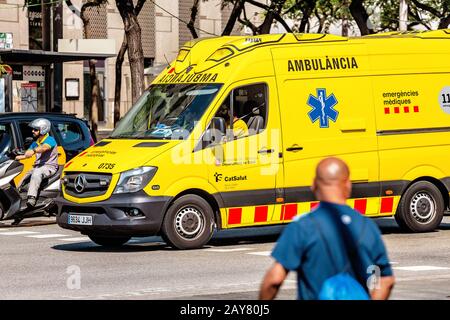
left=111, top=83, right=222, bottom=140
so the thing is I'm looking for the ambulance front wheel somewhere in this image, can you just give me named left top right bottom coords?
left=161, top=194, right=215, bottom=249
left=395, top=181, right=444, bottom=232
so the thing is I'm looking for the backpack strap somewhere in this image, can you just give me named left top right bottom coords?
left=311, top=203, right=369, bottom=291
left=311, top=214, right=340, bottom=275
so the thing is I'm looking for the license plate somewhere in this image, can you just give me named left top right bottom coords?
left=68, top=214, right=93, bottom=225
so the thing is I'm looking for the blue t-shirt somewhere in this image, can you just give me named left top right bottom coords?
left=28, top=134, right=58, bottom=169
left=272, top=201, right=393, bottom=300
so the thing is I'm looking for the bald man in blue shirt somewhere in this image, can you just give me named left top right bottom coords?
left=259, top=157, right=395, bottom=300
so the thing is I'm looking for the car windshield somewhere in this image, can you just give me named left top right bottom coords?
left=110, top=83, right=222, bottom=140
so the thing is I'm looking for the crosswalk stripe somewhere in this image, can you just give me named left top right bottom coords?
left=206, top=248, right=252, bottom=253
left=0, top=228, right=11, bottom=232
left=59, top=237, right=90, bottom=242
left=246, top=251, right=272, bottom=256
left=0, top=231, right=39, bottom=236
left=393, top=266, right=450, bottom=271
left=27, top=234, right=69, bottom=239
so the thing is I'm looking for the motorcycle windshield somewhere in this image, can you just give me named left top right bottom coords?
left=0, top=153, right=9, bottom=165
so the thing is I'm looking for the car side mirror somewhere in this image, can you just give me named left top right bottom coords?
left=24, top=137, right=34, bottom=150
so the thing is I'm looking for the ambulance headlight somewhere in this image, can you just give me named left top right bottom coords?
left=114, top=167, right=157, bottom=194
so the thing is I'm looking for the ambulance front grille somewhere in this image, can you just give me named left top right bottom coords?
left=64, top=172, right=112, bottom=198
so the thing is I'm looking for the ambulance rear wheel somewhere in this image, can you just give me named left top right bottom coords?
left=395, top=181, right=444, bottom=232
left=161, top=194, right=214, bottom=249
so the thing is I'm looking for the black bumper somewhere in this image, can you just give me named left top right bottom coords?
left=55, top=191, right=172, bottom=237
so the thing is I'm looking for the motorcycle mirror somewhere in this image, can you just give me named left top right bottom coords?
left=24, top=137, right=34, bottom=150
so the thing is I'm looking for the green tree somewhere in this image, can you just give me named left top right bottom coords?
left=409, top=0, right=450, bottom=29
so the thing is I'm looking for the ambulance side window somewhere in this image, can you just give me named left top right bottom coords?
left=212, top=83, right=268, bottom=141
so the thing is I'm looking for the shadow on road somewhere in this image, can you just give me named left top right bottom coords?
left=0, top=217, right=56, bottom=228
left=51, top=217, right=450, bottom=252
left=52, top=240, right=172, bottom=253
left=52, top=226, right=285, bottom=253
left=375, top=217, right=450, bottom=234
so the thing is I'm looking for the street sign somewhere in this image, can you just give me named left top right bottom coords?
left=23, top=66, right=45, bottom=81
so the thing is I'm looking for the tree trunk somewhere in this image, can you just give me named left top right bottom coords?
left=116, top=0, right=145, bottom=105
left=299, top=0, right=316, bottom=33
left=349, top=0, right=374, bottom=35
left=438, top=15, right=450, bottom=29
left=113, top=0, right=146, bottom=126
left=258, top=0, right=287, bottom=34
left=342, top=14, right=349, bottom=36
left=89, top=59, right=99, bottom=142
left=222, top=0, right=245, bottom=36
left=188, top=0, right=199, bottom=38
left=114, top=34, right=127, bottom=126
left=81, top=3, right=102, bottom=140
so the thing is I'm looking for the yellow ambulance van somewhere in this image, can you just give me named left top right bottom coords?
left=56, top=30, right=450, bottom=249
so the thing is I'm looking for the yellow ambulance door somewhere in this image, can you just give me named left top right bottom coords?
left=272, top=46, right=379, bottom=219
left=204, top=79, right=283, bottom=228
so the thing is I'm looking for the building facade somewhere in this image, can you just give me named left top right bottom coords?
left=0, top=0, right=255, bottom=132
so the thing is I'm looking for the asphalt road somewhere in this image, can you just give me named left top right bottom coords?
left=0, top=216, right=449, bottom=300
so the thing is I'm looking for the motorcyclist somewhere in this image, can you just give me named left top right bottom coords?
left=15, top=118, right=59, bottom=208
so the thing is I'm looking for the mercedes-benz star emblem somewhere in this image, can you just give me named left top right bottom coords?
left=74, top=174, right=87, bottom=193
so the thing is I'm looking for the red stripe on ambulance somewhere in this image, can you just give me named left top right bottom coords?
left=254, top=206, right=268, bottom=223
left=310, top=202, right=319, bottom=210
left=354, top=199, right=367, bottom=214
left=228, top=208, right=242, bottom=225
left=64, top=161, right=73, bottom=169
left=281, top=204, right=297, bottom=221
left=380, top=197, right=394, bottom=213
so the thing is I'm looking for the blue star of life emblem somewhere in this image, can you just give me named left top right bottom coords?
left=307, top=88, right=339, bottom=128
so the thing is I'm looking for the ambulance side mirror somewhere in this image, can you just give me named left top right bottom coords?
left=211, top=117, right=226, bottom=135
left=203, top=117, right=226, bottom=147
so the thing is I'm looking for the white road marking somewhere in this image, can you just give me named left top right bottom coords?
left=393, top=266, right=450, bottom=271
left=247, top=251, right=272, bottom=256
left=59, top=237, right=90, bottom=242
left=27, top=234, right=69, bottom=239
left=0, top=229, right=11, bottom=232
left=0, top=231, right=39, bottom=236
left=390, top=262, right=399, bottom=265
left=206, top=248, right=252, bottom=253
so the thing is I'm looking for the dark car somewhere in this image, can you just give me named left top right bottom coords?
left=0, top=112, right=95, bottom=160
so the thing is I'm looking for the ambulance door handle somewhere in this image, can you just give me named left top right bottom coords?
left=286, top=145, right=303, bottom=152
left=258, top=148, right=274, bottom=154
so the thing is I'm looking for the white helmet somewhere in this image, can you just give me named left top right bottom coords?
left=29, top=118, right=51, bottom=136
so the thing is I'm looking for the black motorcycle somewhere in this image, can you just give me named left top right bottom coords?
left=0, top=151, right=62, bottom=225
